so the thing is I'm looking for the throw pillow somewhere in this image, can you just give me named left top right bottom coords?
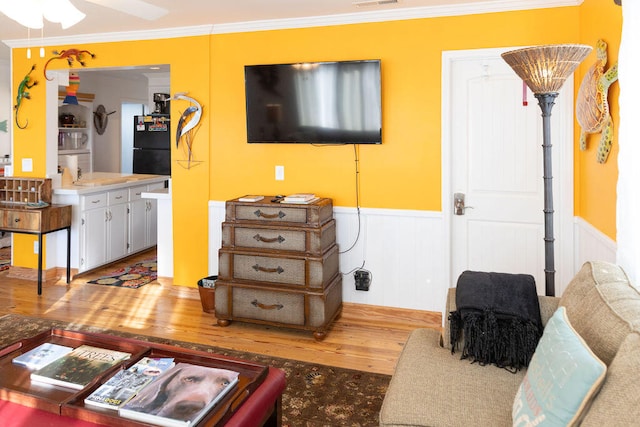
left=512, top=307, right=606, bottom=427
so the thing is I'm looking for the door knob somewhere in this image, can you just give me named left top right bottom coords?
left=454, top=193, right=474, bottom=215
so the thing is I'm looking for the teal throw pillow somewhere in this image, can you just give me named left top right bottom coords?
left=512, top=306, right=606, bottom=427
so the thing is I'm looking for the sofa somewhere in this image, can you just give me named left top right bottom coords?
left=379, top=261, right=640, bottom=426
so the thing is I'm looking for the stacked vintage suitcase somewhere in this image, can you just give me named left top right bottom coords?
left=215, top=196, right=342, bottom=340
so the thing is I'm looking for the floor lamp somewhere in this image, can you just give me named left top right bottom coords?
left=501, top=44, right=592, bottom=297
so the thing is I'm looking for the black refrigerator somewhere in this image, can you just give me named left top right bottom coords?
left=133, top=114, right=171, bottom=175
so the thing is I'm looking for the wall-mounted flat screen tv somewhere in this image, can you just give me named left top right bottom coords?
left=245, top=59, right=382, bottom=144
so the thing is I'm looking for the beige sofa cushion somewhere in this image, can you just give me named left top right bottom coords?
left=559, top=261, right=640, bottom=365
left=380, top=328, right=523, bottom=427
left=581, top=332, right=640, bottom=426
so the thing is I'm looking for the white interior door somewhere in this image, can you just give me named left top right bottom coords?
left=444, top=49, right=574, bottom=296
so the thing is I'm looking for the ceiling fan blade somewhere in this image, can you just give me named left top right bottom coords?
left=83, top=0, right=169, bottom=21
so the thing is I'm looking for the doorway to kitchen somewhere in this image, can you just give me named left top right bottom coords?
left=121, top=102, right=145, bottom=174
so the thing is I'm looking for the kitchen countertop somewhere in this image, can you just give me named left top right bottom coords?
left=53, top=172, right=168, bottom=195
left=141, top=187, right=171, bottom=200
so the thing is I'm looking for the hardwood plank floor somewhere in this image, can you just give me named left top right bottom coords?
left=0, top=248, right=442, bottom=375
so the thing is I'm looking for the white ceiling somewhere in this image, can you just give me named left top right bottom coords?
left=0, top=0, right=578, bottom=60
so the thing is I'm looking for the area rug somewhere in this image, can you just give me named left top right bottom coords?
left=86, top=258, right=157, bottom=288
left=0, top=246, right=9, bottom=272
left=0, top=314, right=389, bottom=426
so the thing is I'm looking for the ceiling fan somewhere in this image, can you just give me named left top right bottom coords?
left=0, top=0, right=168, bottom=30
left=82, top=0, right=168, bottom=21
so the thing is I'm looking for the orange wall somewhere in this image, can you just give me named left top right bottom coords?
left=209, top=8, right=581, bottom=210
left=11, top=4, right=621, bottom=286
left=575, top=0, right=621, bottom=240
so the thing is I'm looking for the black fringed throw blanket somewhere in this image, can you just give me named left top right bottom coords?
left=449, top=271, right=542, bottom=372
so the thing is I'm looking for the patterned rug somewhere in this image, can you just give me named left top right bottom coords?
left=0, top=246, right=9, bottom=272
left=0, top=314, right=389, bottom=426
left=86, top=258, right=157, bottom=288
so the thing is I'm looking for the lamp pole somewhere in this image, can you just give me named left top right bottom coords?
left=502, top=43, right=592, bottom=297
left=535, top=92, right=558, bottom=297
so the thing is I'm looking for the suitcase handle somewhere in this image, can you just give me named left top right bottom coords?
left=252, top=264, right=284, bottom=274
left=253, top=233, right=285, bottom=244
left=253, top=209, right=286, bottom=219
left=251, top=300, right=284, bottom=311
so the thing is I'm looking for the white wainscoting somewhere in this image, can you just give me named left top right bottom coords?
left=208, top=200, right=617, bottom=315
left=572, top=217, right=617, bottom=278
left=208, top=201, right=449, bottom=314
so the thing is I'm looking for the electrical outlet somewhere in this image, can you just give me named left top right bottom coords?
left=354, top=269, right=371, bottom=291
left=275, top=165, right=285, bottom=180
left=33, top=240, right=39, bottom=254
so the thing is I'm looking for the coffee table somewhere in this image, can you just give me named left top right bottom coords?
left=0, top=329, right=286, bottom=426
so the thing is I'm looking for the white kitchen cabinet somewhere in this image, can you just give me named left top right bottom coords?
left=52, top=174, right=168, bottom=274
left=147, top=188, right=159, bottom=247
left=108, top=189, right=129, bottom=261
left=128, top=182, right=163, bottom=254
left=79, top=188, right=128, bottom=271
left=80, top=195, right=107, bottom=271
left=128, top=185, right=147, bottom=254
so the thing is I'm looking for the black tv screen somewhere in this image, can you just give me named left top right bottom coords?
left=244, top=60, right=382, bottom=144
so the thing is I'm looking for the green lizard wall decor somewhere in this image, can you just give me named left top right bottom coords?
left=15, top=65, right=38, bottom=130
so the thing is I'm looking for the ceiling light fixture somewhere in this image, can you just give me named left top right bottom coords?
left=0, top=0, right=86, bottom=29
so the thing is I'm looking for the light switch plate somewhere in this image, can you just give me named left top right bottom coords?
left=22, top=158, right=33, bottom=172
left=275, top=165, right=285, bottom=181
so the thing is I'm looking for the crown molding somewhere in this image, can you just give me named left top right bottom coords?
left=3, top=0, right=582, bottom=48
left=213, top=0, right=582, bottom=34
left=3, top=25, right=214, bottom=48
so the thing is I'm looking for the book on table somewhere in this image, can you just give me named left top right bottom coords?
left=282, top=197, right=319, bottom=204
left=12, top=343, right=74, bottom=370
left=30, top=345, right=131, bottom=390
left=283, top=193, right=316, bottom=203
left=119, top=362, right=240, bottom=427
left=84, top=357, right=175, bottom=410
left=238, top=195, right=264, bottom=202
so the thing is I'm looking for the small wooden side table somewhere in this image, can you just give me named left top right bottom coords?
left=0, top=204, right=72, bottom=295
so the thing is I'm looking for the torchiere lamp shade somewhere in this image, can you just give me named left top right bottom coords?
left=501, top=44, right=592, bottom=94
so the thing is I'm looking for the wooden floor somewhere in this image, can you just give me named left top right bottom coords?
left=0, top=248, right=442, bottom=376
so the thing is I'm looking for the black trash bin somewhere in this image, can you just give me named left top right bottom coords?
left=197, top=275, right=217, bottom=313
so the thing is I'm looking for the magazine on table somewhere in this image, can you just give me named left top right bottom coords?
left=118, top=363, right=240, bottom=427
left=84, top=357, right=176, bottom=410
left=30, top=345, right=131, bottom=390
left=12, top=343, right=74, bottom=370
